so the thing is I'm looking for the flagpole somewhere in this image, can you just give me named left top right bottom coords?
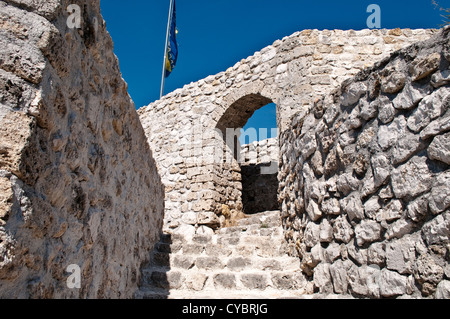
left=160, top=0, right=174, bottom=99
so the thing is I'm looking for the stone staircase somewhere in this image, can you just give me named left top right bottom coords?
left=135, top=211, right=311, bottom=299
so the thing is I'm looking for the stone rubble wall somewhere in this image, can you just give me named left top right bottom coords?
left=0, top=0, right=164, bottom=298
left=139, top=28, right=436, bottom=233
left=279, top=27, right=450, bottom=298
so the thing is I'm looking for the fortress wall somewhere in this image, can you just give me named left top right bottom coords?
left=279, top=27, right=450, bottom=298
left=0, top=0, right=164, bottom=298
left=139, top=28, right=436, bottom=233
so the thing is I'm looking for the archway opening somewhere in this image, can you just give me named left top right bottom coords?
left=239, top=103, right=279, bottom=214
left=215, top=94, right=279, bottom=219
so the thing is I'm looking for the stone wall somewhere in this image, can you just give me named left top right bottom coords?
left=0, top=0, right=164, bottom=298
left=240, top=138, right=279, bottom=165
left=139, top=28, right=436, bottom=234
left=279, top=27, right=450, bottom=298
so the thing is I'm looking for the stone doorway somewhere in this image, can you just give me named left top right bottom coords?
left=215, top=94, right=280, bottom=217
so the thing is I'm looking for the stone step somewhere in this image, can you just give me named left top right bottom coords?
left=152, top=234, right=289, bottom=259
left=147, top=254, right=300, bottom=272
left=135, top=288, right=353, bottom=299
left=236, top=210, right=282, bottom=227
left=140, top=268, right=307, bottom=292
left=150, top=242, right=290, bottom=266
left=217, top=224, right=283, bottom=237
left=136, top=210, right=306, bottom=298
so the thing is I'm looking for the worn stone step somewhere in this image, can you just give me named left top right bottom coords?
left=134, top=287, right=171, bottom=299
left=137, top=210, right=303, bottom=298
left=140, top=268, right=307, bottom=292
left=145, top=254, right=299, bottom=272
left=237, top=211, right=282, bottom=227
left=135, top=288, right=353, bottom=299
left=150, top=252, right=171, bottom=267
left=217, top=224, right=283, bottom=237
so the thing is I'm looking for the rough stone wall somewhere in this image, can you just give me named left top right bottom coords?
left=279, top=28, right=450, bottom=298
left=240, top=138, right=279, bottom=165
left=0, top=0, right=164, bottom=298
left=240, top=138, right=279, bottom=214
left=139, top=28, right=435, bottom=233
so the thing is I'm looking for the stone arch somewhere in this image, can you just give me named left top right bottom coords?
left=216, top=93, right=274, bottom=133
left=138, top=28, right=436, bottom=233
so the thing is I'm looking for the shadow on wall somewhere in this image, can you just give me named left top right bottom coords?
left=137, top=233, right=175, bottom=299
left=241, top=162, right=280, bottom=214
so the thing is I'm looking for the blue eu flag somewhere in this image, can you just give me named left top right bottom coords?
left=165, top=0, right=178, bottom=78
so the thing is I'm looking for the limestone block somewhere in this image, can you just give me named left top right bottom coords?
left=329, top=260, right=349, bottom=294
left=386, top=236, right=417, bottom=274
left=407, top=87, right=449, bottom=133
left=333, top=216, right=354, bottom=244
left=431, top=70, right=450, bottom=88
left=340, top=82, right=367, bottom=107
left=381, top=71, right=406, bottom=94
left=367, top=242, right=386, bottom=267
left=313, top=263, right=333, bottom=293
left=185, top=273, right=208, bottom=291
left=415, top=253, right=444, bottom=288
left=360, top=99, right=378, bottom=120
left=428, top=170, right=450, bottom=214
left=306, top=200, right=322, bottom=222
left=377, top=115, right=407, bottom=150
left=435, top=280, right=450, bottom=299
left=364, top=196, right=381, bottom=219
left=406, top=195, right=428, bottom=222
left=428, top=132, right=450, bottom=166
left=336, top=173, right=361, bottom=196
left=409, top=52, right=441, bottom=81
left=392, top=83, right=426, bottom=110
left=304, top=221, right=320, bottom=248
left=421, top=212, right=450, bottom=245
left=355, top=220, right=382, bottom=246
left=420, top=111, right=450, bottom=140
left=213, top=273, right=236, bottom=289
left=377, top=96, right=396, bottom=124
left=240, top=273, right=268, bottom=290
left=385, top=218, right=415, bottom=240
left=195, top=257, right=224, bottom=270
left=375, top=200, right=403, bottom=223
left=340, top=193, right=364, bottom=221
left=321, top=198, right=341, bottom=216
left=319, top=218, right=333, bottom=243
left=379, top=269, right=407, bottom=297
left=391, top=156, right=433, bottom=199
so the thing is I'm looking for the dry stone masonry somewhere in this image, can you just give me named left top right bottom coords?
left=279, top=27, right=450, bottom=298
left=0, top=0, right=164, bottom=298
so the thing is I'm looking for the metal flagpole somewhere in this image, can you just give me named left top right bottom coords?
left=160, top=0, right=174, bottom=99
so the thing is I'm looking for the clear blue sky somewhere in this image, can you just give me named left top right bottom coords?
left=100, top=0, right=447, bottom=143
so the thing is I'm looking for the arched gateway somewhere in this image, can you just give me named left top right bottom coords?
left=138, top=28, right=435, bottom=234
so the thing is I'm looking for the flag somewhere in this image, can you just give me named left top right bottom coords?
left=165, top=0, right=178, bottom=78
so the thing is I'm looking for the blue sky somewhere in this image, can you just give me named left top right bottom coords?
left=100, top=0, right=447, bottom=143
